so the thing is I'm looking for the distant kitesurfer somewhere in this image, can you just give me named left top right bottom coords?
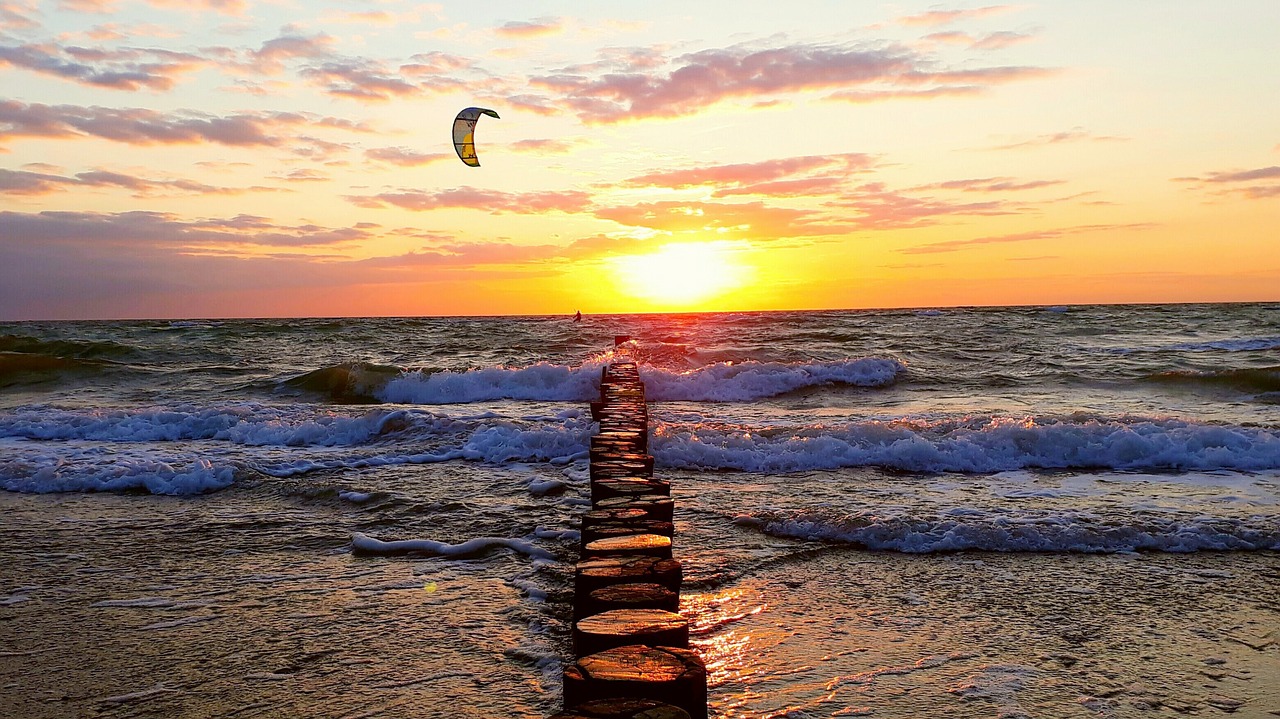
left=573, top=310, right=582, bottom=322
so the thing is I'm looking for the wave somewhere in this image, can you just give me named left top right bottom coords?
left=379, top=361, right=606, bottom=404
left=0, top=403, right=485, bottom=446
left=1144, top=366, right=1280, bottom=394
left=0, top=334, right=137, bottom=359
left=1098, top=336, right=1280, bottom=354
left=283, top=362, right=406, bottom=403
left=0, top=407, right=594, bottom=494
left=737, top=507, right=1279, bottom=553
left=374, top=357, right=903, bottom=405
left=0, top=352, right=105, bottom=387
left=651, top=414, right=1280, bottom=473
left=641, top=358, right=905, bottom=402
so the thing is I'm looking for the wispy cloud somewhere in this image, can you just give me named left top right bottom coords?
left=349, top=187, right=592, bottom=214
left=989, top=127, right=1127, bottom=150
left=622, top=154, right=875, bottom=190
left=494, top=17, right=563, bottom=39
left=910, top=177, right=1065, bottom=192
left=1, top=0, right=40, bottom=30
left=828, top=182, right=1012, bottom=229
left=509, top=138, right=583, bottom=154
left=146, top=0, right=246, bottom=17
left=530, top=39, right=1050, bottom=123
left=595, top=200, right=846, bottom=239
left=1174, top=164, right=1280, bottom=200
left=0, top=209, right=372, bottom=248
left=0, top=41, right=207, bottom=91
left=899, top=223, right=1157, bottom=254
left=898, top=6, right=1015, bottom=27
left=0, top=99, right=367, bottom=150
left=0, top=167, right=281, bottom=196
left=923, top=30, right=1034, bottom=50
left=364, top=147, right=452, bottom=167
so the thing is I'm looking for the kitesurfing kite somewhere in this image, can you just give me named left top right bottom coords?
left=453, top=107, right=499, bottom=167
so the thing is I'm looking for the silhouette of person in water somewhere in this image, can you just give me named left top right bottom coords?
left=573, top=310, right=582, bottom=322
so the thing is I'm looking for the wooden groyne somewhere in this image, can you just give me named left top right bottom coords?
left=549, top=360, right=706, bottom=719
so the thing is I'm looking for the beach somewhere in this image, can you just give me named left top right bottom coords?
left=1, top=306, right=1278, bottom=717
left=2, top=477, right=1276, bottom=718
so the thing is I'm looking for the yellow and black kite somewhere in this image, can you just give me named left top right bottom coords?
left=452, top=107, right=499, bottom=167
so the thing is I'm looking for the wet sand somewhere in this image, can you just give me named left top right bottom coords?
left=2, top=486, right=1277, bottom=719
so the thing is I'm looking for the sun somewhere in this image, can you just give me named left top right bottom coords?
left=609, top=241, right=751, bottom=309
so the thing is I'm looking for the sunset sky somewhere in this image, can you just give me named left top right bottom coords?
left=2, top=1, right=1277, bottom=320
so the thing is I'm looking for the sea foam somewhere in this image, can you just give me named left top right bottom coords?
left=739, top=506, right=1280, bottom=553
left=652, top=414, right=1280, bottom=473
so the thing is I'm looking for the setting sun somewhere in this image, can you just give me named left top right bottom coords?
left=610, top=242, right=752, bottom=309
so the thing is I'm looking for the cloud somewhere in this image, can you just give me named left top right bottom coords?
left=1, top=1, right=40, bottom=30
left=0, top=100, right=365, bottom=150
left=0, top=210, right=374, bottom=249
left=1195, top=166, right=1280, bottom=183
left=595, top=200, right=846, bottom=239
left=494, top=17, right=563, bottom=39
left=58, top=0, right=114, bottom=12
left=898, top=6, right=1014, bottom=27
left=0, top=209, right=583, bottom=318
left=989, top=128, right=1127, bottom=150
left=826, top=182, right=1013, bottom=229
left=1174, top=164, right=1280, bottom=200
left=923, top=30, right=1034, bottom=50
left=899, top=223, right=1157, bottom=254
left=245, top=30, right=335, bottom=74
left=364, top=146, right=452, bottom=167
left=0, top=41, right=207, bottom=91
left=349, top=187, right=592, bottom=214
left=145, top=0, right=246, bottom=16
left=622, top=154, right=875, bottom=190
left=530, top=40, right=1050, bottom=123
left=910, top=177, right=1065, bottom=192
left=0, top=167, right=282, bottom=196
left=509, top=138, right=582, bottom=154
left=298, top=59, right=421, bottom=101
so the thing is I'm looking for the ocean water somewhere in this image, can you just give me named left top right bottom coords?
left=1, top=304, right=1278, bottom=717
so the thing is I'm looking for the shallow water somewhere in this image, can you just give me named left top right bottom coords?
left=1, top=304, right=1278, bottom=716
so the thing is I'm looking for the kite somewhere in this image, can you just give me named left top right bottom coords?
left=453, top=107, right=499, bottom=167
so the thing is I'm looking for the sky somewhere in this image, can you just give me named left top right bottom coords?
left=1, top=0, right=1278, bottom=320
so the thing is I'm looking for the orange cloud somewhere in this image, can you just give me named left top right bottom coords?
left=0, top=100, right=368, bottom=153
left=349, top=187, right=592, bottom=214
left=364, top=147, right=452, bottom=167
left=0, top=167, right=284, bottom=196
left=1174, top=164, right=1280, bottom=200
left=899, top=6, right=1014, bottom=27
left=0, top=41, right=207, bottom=91
left=899, top=223, right=1157, bottom=254
left=494, top=17, right=563, bottom=39
left=989, top=128, right=1127, bottom=150
left=530, top=40, right=1049, bottom=123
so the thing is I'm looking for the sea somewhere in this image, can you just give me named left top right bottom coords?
left=1, top=304, right=1277, bottom=718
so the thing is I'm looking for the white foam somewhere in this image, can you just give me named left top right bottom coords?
left=747, top=506, right=1280, bottom=553
left=641, top=358, right=905, bottom=402
left=379, top=361, right=605, bottom=404
left=0, top=405, right=462, bottom=446
left=0, top=449, right=235, bottom=495
left=652, top=414, right=1280, bottom=473
left=350, top=532, right=556, bottom=560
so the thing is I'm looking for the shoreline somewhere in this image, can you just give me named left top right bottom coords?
left=3, top=488, right=1277, bottom=718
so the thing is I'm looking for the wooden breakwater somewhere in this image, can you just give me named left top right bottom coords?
left=549, top=360, right=706, bottom=719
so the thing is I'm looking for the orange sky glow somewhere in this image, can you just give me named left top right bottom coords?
left=1, top=1, right=1277, bottom=319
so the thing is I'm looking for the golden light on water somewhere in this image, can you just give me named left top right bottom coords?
left=609, top=242, right=753, bottom=309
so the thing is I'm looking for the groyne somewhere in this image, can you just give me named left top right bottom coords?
left=549, top=360, right=706, bottom=719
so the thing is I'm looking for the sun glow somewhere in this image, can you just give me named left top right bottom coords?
left=610, top=242, right=752, bottom=309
